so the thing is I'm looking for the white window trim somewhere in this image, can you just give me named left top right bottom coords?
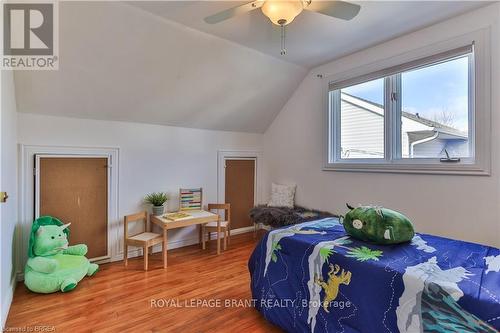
left=323, top=28, right=491, bottom=176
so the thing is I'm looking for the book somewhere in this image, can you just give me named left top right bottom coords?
left=163, top=212, right=191, bottom=221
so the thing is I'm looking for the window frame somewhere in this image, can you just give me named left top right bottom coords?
left=324, top=31, right=491, bottom=175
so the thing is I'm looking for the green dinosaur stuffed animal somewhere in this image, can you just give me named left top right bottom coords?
left=24, top=216, right=99, bottom=293
left=342, top=204, right=415, bottom=245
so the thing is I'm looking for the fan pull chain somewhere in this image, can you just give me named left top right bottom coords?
left=280, top=24, right=286, bottom=56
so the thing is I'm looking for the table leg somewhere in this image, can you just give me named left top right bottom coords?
left=198, top=224, right=202, bottom=248
left=202, top=224, right=206, bottom=250
left=163, top=228, right=168, bottom=269
left=217, top=217, right=221, bottom=255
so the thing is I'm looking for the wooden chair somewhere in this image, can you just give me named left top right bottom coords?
left=203, top=203, right=231, bottom=251
left=123, top=211, right=164, bottom=271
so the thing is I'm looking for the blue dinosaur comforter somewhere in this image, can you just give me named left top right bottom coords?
left=248, top=218, right=500, bottom=333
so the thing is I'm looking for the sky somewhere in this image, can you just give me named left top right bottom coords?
left=342, top=56, right=469, bottom=132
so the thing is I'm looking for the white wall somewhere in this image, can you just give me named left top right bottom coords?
left=1, top=71, right=18, bottom=327
left=263, top=3, right=500, bottom=248
left=17, top=113, right=263, bottom=269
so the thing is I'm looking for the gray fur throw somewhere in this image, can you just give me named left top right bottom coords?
left=249, top=205, right=336, bottom=228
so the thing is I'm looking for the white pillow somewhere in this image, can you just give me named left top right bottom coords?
left=268, top=183, right=296, bottom=208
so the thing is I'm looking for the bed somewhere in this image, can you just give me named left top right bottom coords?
left=248, top=217, right=500, bottom=333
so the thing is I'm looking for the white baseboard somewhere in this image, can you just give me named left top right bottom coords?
left=113, top=234, right=201, bottom=261
left=117, top=225, right=257, bottom=260
left=1, top=275, right=16, bottom=329
left=207, top=225, right=256, bottom=238
left=15, top=235, right=202, bottom=279
left=15, top=225, right=258, bottom=281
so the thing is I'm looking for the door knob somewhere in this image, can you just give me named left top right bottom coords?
left=0, top=192, right=8, bottom=203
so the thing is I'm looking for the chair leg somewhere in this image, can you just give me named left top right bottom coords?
left=254, top=223, right=257, bottom=238
left=223, top=229, right=227, bottom=251
left=208, top=232, right=211, bottom=241
left=124, top=244, right=128, bottom=266
left=227, top=229, right=231, bottom=245
left=144, top=245, right=149, bottom=271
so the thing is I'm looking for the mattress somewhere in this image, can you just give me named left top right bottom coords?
left=248, top=217, right=500, bottom=333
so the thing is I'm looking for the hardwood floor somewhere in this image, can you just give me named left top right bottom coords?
left=6, top=232, right=282, bottom=333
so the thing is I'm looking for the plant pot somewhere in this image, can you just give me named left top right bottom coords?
left=152, top=206, right=164, bottom=216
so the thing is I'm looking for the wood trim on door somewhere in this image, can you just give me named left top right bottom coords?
left=36, top=156, right=109, bottom=260
left=217, top=150, right=262, bottom=207
left=19, top=146, right=118, bottom=280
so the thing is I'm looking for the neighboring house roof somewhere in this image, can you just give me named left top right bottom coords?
left=341, top=92, right=467, bottom=139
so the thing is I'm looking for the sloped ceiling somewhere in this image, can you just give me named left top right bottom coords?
left=14, top=1, right=307, bottom=133
left=130, top=1, right=487, bottom=68
left=14, top=1, right=486, bottom=133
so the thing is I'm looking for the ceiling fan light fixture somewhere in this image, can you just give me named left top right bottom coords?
left=261, top=0, right=305, bottom=26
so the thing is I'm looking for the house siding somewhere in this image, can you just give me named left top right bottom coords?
left=401, top=119, right=432, bottom=157
left=340, top=99, right=432, bottom=159
left=340, top=96, right=468, bottom=159
left=413, top=138, right=447, bottom=157
left=340, top=100, right=384, bottom=158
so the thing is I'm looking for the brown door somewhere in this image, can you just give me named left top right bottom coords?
left=38, top=157, right=108, bottom=259
left=224, top=159, right=255, bottom=230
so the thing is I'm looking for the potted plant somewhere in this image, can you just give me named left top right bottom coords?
left=145, top=192, right=169, bottom=216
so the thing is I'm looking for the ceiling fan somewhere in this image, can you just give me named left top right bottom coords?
left=204, top=1, right=361, bottom=55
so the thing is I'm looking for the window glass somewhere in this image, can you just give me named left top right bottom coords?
left=401, top=56, right=470, bottom=158
left=327, top=47, right=480, bottom=173
left=339, top=78, right=385, bottom=159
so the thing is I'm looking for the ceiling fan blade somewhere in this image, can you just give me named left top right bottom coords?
left=305, top=1, right=361, bottom=21
left=204, top=1, right=264, bottom=24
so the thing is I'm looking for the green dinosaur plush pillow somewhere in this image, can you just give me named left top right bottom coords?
left=342, top=204, right=415, bottom=245
left=24, top=216, right=99, bottom=293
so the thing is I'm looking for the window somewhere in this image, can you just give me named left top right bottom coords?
left=326, top=42, right=490, bottom=175
left=340, top=78, right=385, bottom=159
left=401, top=56, right=470, bottom=159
